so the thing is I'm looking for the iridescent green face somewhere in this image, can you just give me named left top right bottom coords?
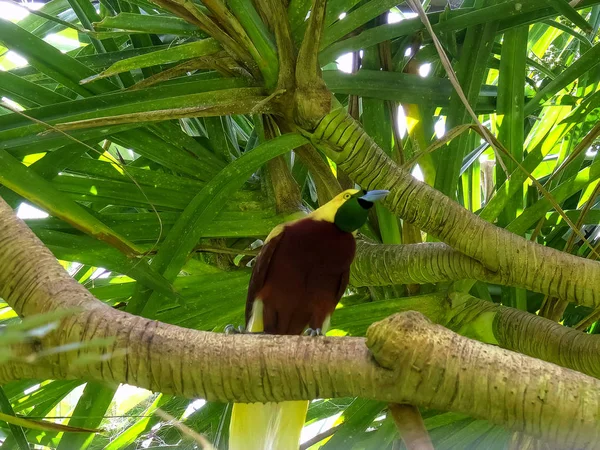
left=334, top=190, right=389, bottom=233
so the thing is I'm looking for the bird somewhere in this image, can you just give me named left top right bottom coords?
left=228, top=188, right=389, bottom=450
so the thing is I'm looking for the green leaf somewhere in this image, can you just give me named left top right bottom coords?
left=0, top=411, right=102, bottom=433
left=322, top=0, right=411, bottom=50
left=360, top=45, right=401, bottom=245
left=82, top=39, right=222, bottom=82
left=15, top=0, right=71, bottom=35
left=93, top=13, right=204, bottom=36
left=56, top=383, right=116, bottom=450
left=0, top=150, right=141, bottom=255
left=103, top=395, right=163, bottom=449
left=0, top=71, right=68, bottom=107
left=227, top=0, right=279, bottom=88
left=288, top=0, right=312, bottom=39
left=0, top=18, right=115, bottom=96
left=0, top=381, right=83, bottom=449
left=10, top=381, right=84, bottom=414
left=46, top=87, right=267, bottom=132
left=127, top=133, right=308, bottom=315
left=525, top=42, right=600, bottom=115
left=332, top=294, right=447, bottom=336
left=479, top=105, right=573, bottom=222
left=434, top=0, right=499, bottom=199
left=0, top=78, right=251, bottom=148
left=507, top=157, right=600, bottom=235
left=496, top=25, right=528, bottom=227
left=319, top=0, right=557, bottom=64
left=323, top=70, right=497, bottom=110
left=320, top=398, right=385, bottom=449
left=542, top=19, right=593, bottom=51
left=548, top=0, right=593, bottom=33
left=0, top=386, right=29, bottom=450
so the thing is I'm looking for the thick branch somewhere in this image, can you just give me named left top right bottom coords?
left=1, top=200, right=600, bottom=448
left=338, top=291, right=600, bottom=382
left=352, top=242, right=499, bottom=286
left=309, top=109, right=600, bottom=308
left=493, top=301, right=600, bottom=380
left=351, top=242, right=593, bottom=308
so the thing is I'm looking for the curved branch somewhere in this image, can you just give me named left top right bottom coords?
left=351, top=242, right=594, bottom=308
left=352, top=241, right=502, bottom=285
left=1, top=200, right=600, bottom=448
left=308, top=109, right=600, bottom=309
left=493, top=302, right=600, bottom=380
left=344, top=291, right=600, bottom=381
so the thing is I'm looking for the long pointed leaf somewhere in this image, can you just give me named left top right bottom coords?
left=128, top=133, right=308, bottom=315
left=0, top=150, right=140, bottom=255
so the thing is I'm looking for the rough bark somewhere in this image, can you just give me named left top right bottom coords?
left=308, top=109, right=600, bottom=308
left=345, top=291, right=600, bottom=382
left=1, top=199, right=600, bottom=448
left=351, top=241, right=598, bottom=308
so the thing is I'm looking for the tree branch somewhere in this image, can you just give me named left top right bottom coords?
left=335, top=290, right=600, bottom=382
left=307, top=109, right=600, bottom=308
left=388, top=404, right=433, bottom=450
left=351, top=241, right=596, bottom=308
left=1, top=199, right=600, bottom=447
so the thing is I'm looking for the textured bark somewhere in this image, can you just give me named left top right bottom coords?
left=351, top=242, right=596, bottom=308
left=309, top=109, right=600, bottom=308
left=2, top=199, right=600, bottom=447
left=352, top=242, right=503, bottom=287
left=493, top=305, right=600, bottom=380
left=361, top=291, right=600, bottom=382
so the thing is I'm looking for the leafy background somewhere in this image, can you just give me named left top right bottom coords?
left=0, top=0, right=599, bottom=448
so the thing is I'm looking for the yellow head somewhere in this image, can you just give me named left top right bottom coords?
left=309, top=188, right=390, bottom=233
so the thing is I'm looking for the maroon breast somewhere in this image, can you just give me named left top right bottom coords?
left=258, top=218, right=355, bottom=335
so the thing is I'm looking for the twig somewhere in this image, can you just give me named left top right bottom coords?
left=250, top=89, right=286, bottom=114
left=299, top=424, right=341, bottom=450
left=574, top=307, right=600, bottom=331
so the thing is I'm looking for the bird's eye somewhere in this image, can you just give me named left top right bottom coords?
left=343, top=194, right=351, bottom=199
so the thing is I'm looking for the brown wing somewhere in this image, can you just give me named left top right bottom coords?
left=245, top=230, right=285, bottom=326
left=336, top=268, right=350, bottom=302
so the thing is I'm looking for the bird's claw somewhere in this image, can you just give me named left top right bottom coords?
left=225, top=324, right=245, bottom=335
left=303, top=328, right=323, bottom=337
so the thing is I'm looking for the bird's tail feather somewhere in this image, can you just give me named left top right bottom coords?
left=229, top=400, right=309, bottom=450
left=229, top=299, right=309, bottom=449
